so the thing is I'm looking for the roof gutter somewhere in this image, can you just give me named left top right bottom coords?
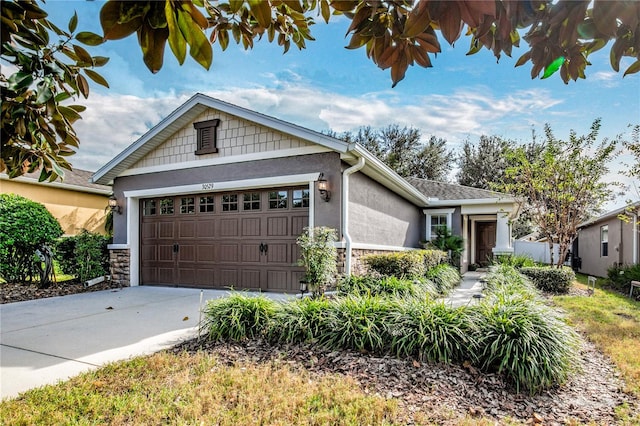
left=342, top=156, right=365, bottom=276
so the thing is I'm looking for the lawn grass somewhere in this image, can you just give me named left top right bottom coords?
left=553, top=274, right=640, bottom=397
left=0, top=351, right=400, bottom=425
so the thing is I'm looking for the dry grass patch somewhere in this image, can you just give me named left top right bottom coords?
left=0, top=351, right=398, bottom=425
left=553, top=278, right=640, bottom=397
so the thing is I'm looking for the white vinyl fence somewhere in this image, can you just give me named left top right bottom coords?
left=513, top=240, right=561, bottom=265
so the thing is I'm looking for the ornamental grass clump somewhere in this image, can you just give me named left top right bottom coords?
left=202, top=294, right=277, bottom=341
left=425, top=263, right=461, bottom=295
left=316, top=294, right=396, bottom=353
left=484, top=264, right=539, bottom=300
left=468, top=294, right=581, bottom=393
left=337, top=274, right=435, bottom=299
left=267, top=297, right=331, bottom=344
left=386, top=298, right=474, bottom=363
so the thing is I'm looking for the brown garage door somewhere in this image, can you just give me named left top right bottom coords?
left=140, top=187, right=309, bottom=292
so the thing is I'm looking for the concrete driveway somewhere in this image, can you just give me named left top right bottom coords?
left=0, top=286, right=289, bottom=400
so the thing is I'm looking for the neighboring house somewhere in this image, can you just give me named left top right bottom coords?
left=92, top=93, right=518, bottom=291
left=1, top=168, right=111, bottom=235
left=574, top=202, right=640, bottom=278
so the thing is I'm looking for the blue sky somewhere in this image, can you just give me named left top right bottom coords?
left=44, top=1, right=639, bottom=209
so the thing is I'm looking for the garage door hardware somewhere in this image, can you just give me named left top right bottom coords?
left=173, top=243, right=179, bottom=253
left=259, top=243, right=269, bottom=255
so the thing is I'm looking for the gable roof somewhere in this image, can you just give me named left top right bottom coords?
left=406, top=177, right=514, bottom=205
left=578, top=201, right=640, bottom=228
left=1, top=168, right=110, bottom=195
left=92, top=93, right=352, bottom=186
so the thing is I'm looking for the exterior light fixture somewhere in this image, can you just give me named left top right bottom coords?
left=317, top=173, right=331, bottom=202
left=108, top=194, right=121, bottom=214
left=300, top=280, right=308, bottom=297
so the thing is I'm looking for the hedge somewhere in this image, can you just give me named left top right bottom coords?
left=519, top=266, right=575, bottom=294
left=363, top=249, right=447, bottom=278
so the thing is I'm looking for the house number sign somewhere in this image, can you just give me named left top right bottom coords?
left=201, top=183, right=215, bottom=190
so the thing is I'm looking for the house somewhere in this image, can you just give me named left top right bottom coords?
left=92, top=93, right=518, bottom=291
left=573, top=202, right=640, bottom=277
left=0, top=168, right=111, bottom=235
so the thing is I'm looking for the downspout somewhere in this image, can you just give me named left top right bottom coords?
left=634, top=211, right=638, bottom=264
left=342, top=157, right=366, bottom=275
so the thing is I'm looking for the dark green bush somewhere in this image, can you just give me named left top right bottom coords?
left=202, top=294, right=277, bottom=341
left=337, top=274, right=436, bottom=299
left=0, top=193, right=62, bottom=284
left=363, top=249, right=447, bottom=278
left=519, top=266, right=575, bottom=293
left=56, top=230, right=110, bottom=282
left=607, top=263, right=640, bottom=293
left=387, top=299, right=473, bottom=363
left=469, top=294, right=580, bottom=393
left=425, top=263, right=461, bottom=295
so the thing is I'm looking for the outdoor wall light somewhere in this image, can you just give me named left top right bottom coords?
left=108, top=194, right=122, bottom=214
left=317, top=173, right=331, bottom=202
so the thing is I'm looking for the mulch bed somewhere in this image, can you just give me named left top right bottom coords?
left=169, top=335, right=638, bottom=425
left=0, top=280, right=119, bottom=304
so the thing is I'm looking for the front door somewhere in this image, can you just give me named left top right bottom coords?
left=476, top=222, right=496, bottom=266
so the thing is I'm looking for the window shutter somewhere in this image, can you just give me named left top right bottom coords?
left=194, top=119, right=220, bottom=155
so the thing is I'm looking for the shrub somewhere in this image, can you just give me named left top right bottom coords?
left=0, top=193, right=63, bottom=285
left=429, top=227, right=464, bottom=267
left=337, top=274, right=436, bottom=299
left=484, top=264, right=539, bottom=299
left=607, top=263, right=640, bottom=293
left=387, top=299, right=473, bottom=363
left=469, top=294, right=580, bottom=393
left=316, top=295, right=395, bottom=353
left=202, top=294, right=277, bottom=341
left=492, top=254, right=536, bottom=269
left=56, top=230, right=110, bottom=282
left=425, top=263, right=461, bottom=295
left=297, top=227, right=338, bottom=295
left=520, top=266, right=575, bottom=293
left=363, top=249, right=447, bottom=278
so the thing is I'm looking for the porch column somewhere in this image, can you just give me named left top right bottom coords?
left=462, top=214, right=469, bottom=271
left=492, top=211, right=514, bottom=256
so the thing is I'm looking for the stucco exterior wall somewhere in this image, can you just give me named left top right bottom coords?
left=131, top=109, right=314, bottom=169
left=577, top=217, right=624, bottom=277
left=111, top=152, right=343, bottom=244
left=347, top=171, right=422, bottom=248
left=1, top=179, right=108, bottom=235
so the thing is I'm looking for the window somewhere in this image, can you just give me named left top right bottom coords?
left=243, top=192, right=261, bottom=210
left=143, top=200, right=156, bottom=216
left=160, top=198, right=174, bottom=215
left=292, top=189, right=309, bottom=208
left=269, top=191, right=288, bottom=209
left=180, top=197, right=195, bottom=214
left=194, top=119, right=220, bottom=155
left=424, top=209, right=454, bottom=241
left=199, top=195, right=214, bottom=213
left=601, top=225, right=609, bottom=257
left=222, top=194, right=238, bottom=211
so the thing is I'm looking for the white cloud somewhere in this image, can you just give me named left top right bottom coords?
left=68, top=82, right=565, bottom=173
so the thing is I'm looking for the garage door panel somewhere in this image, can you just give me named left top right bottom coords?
left=267, top=217, right=288, bottom=236
left=241, top=243, right=261, bottom=262
left=266, top=243, right=288, bottom=264
left=197, top=221, right=215, bottom=238
left=220, top=218, right=238, bottom=237
left=179, top=244, right=196, bottom=262
left=158, top=268, right=175, bottom=284
left=159, top=222, right=174, bottom=238
left=242, top=218, right=261, bottom=236
left=291, top=216, right=307, bottom=236
left=217, top=269, right=238, bottom=288
left=142, top=222, right=157, bottom=239
left=158, top=245, right=174, bottom=261
left=178, top=268, right=196, bottom=286
left=196, top=269, right=214, bottom=286
left=218, top=244, right=238, bottom=262
left=267, top=270, right=288, bottom=291
left=141, top=267, right=157, bottom=283
left=197, top=244, right=215, bottom=262
left=141, top=245, right=156, bottom=261
left=179, top=221, right=196, bottom=238
left=241, top=270, right=261, bottom=289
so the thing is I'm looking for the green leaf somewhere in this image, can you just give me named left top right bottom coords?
left=35, top=81, right=53, bottom=104
left=75, top=31, right=105, bottom=46
left=624, top=60, right=640, bottom=77
left=165, top=2, right=187, bottom=65
left=58, top=105, right=83, bottom=124
left=73, top=44, right=93, bottom=64
left=7, top=72, right=34, bottom=92
left=92, top=56, right=110, bottom=67
left=68, top=11, right=78, bottom=33
left=541, top=56, right=564, bottom=79
left=84, top=69, right=110, bottom=88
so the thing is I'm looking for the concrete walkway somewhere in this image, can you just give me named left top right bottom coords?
left=0, top=286, right=289, bottom=400
left=443, top=271, right=487, bottom=307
